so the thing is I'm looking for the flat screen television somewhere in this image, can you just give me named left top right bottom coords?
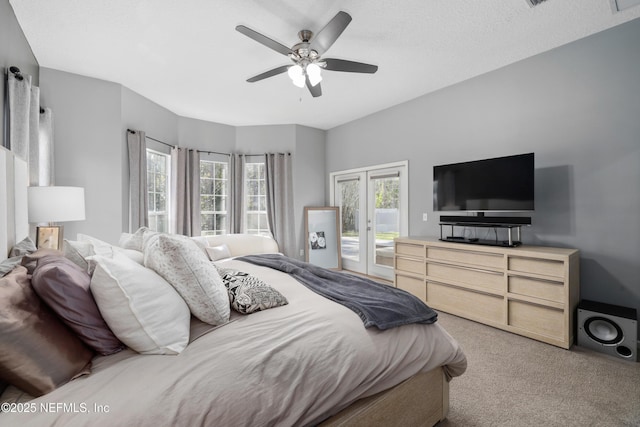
left=433, top=153, right=534, bottom=213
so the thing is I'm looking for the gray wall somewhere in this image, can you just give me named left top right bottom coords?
left=326, top=18, right=640, bottom=331
left=1, top=0, right=39, bottom=147
left=178, top=117, right=235, bottom=153
left=39, top=68, right=122, bottom=243
left=294, top=125, right=326, bottom=257
left=39, top=71, right=326, bottom=258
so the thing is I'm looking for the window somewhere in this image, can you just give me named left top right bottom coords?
left=244, top=161, right=269, bottom=235
left=146, top=149, right=170, bottom=233
left=200, top=159, right=228, bottom=236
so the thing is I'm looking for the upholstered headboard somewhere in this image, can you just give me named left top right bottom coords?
left=193, top=233, right=280, bottom=258
left=0, top=147, right=29, bottom=261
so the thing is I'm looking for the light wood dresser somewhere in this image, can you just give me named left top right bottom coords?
left=394, top=237, right=580, bottom=349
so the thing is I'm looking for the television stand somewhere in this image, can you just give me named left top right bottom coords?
left=439, top=221, right=527, bottom=247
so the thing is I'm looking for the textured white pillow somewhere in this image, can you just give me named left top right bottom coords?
left=118, top=227, right=148, bottom=251
left=205, top=244, right=232, bottom=261
left=89, top=253, right=191, bottom=355
left=144, top=234, right=230, bottom=325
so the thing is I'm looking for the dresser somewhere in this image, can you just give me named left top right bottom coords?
left=394, top=237, right=580, bottom=349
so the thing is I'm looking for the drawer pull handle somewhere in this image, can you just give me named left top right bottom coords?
left=428, top=261, right=503, bottom=276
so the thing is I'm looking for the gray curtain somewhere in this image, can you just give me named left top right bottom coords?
left=127, top=130, right=148, bottom=231
left=27, top=85, right=40, bottom=185
left=6, top=71, right=52, bottom=186
left=38, top=108, right=55, bottom=185
left=229, top=154, right=246, bottom=233
left=171, top=147, right=201, bottom=236
left=7, top=71, right=32, bottom=160
left=264, top=153, right=295, bottom=257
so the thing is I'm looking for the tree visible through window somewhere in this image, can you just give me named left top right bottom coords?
left=200, top=160, right=228, bottom=236
left=245, top=162, right=269, bottom=235
left=146, top=149, right=170, bottom=233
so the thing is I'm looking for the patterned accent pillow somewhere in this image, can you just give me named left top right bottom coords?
left=217, top=267, right=288, bottom=314
left=144, top=234, right=230, bottom=325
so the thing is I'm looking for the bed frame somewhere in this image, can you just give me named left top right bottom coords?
left=0, top=146, right=449, bottom=426
left=321, top=367, right=448, bottom=426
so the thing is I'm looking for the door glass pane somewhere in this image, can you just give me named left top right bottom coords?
left=372, top=176, right=399, bottom=267
left=337, top=179, right=360, bottom=262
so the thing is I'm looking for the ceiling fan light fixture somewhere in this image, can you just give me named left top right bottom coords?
left=306, top=63, right=322, bottom=87
left=288, top=65, right=305, bottom=88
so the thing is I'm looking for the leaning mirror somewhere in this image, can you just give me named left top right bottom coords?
left=304, top=206, right=342, bottom=270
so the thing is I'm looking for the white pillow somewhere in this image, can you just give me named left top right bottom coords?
left=144, top=234, right=230, bottom=326
left=118, top=227, right=148, bottom=251
left=63, top=239, right=95, bottom=272
left=77, top=233, right=115, bottom=257
left=89, top=253, right=191, bottom=355
left=118, top=232, right=133, bottom=248
left=120, top=249, right=144, bottom=264
left=205, top=244, right=232, bottom=261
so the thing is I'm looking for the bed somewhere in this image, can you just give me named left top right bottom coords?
left=0, top=147, right=467, bottom=426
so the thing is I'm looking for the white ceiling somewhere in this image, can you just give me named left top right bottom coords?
left=10, top=0, right=640, bottom=130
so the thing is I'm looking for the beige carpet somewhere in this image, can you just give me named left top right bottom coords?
left=436, top=312, right=640, bottom=427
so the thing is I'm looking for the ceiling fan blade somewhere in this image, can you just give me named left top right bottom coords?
left=306, top=76, right=322, bottom=97
left=247, top=65, right=290, bottom=83
left=236, top=25, right=293, bottom=57
left=311, top=11, right=352, bottom=55
left=323, top=58, right=378, bottom=74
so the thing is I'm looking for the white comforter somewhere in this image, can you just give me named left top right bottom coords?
left=1, top=259, right=467, bottom=426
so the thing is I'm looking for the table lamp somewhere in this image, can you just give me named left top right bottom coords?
left=28, top=186, right=86, bottom=250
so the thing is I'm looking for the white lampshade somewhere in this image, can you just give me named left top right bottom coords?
left=306, top=63, right=322, bottom=87
left=287, top=65, right=305, bottom=88
left=28, top=186, right=86, bottom=224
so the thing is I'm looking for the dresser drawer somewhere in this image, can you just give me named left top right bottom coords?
left=508, top=256, right=564, bottom=278
left=427, top=247, right=503, bottom=269
left=396, top=242, right=425, bottom=258
left=508, top=300, right=564, bottom=340
left=428, top=281, right=503, bottom=324
left=426, top=262, right=503, bottom=294
left=396, top=275, right=426, bottom=303
left=395, top=257, right=425, bottom=275
left=508, top=275, right=564, bottom=303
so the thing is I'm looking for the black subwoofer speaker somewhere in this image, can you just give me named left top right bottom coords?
left=577, top=300, right=637, bottom=362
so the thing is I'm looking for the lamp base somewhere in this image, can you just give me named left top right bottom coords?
left=36, top=225, right=64, bottom=250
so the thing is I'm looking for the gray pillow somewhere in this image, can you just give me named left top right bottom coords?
left=31, top=255, right=124, bottom=355
left=8, top=236, right=36, bottom=257
left=0, top=237, right=37, bottom=276
left=0, top=266, right=93, bottom=397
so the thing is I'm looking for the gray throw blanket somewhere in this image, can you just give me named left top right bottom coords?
left=237, top=254, right=438, bottom=330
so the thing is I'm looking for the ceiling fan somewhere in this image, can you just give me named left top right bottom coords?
left=236, top=11, right=378, bottom=98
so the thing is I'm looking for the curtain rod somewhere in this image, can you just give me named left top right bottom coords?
left=198, top=150, right=231, bottom=156
left=9, top=66, right=44, bottom=112
left=9, top=66, right=23, bottom=81
left=127, top=128, right=173, bottom=148
left=127, top=129, right=289, bottom=157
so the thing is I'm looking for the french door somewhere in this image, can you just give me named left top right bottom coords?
left=332, top=162, right=408, bottom=280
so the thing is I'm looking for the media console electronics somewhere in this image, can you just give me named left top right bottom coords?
left=433, top=153, right=534, bottom=247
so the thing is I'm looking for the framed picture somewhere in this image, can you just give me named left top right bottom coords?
left=36, top=225, right=63, bottom=250
left=304, top=207, right=341, bottom=270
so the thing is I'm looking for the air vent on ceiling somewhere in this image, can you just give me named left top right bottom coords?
left=609, top=0, right=640, bottom=12
left=526, top=0, right=549, bottom=6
